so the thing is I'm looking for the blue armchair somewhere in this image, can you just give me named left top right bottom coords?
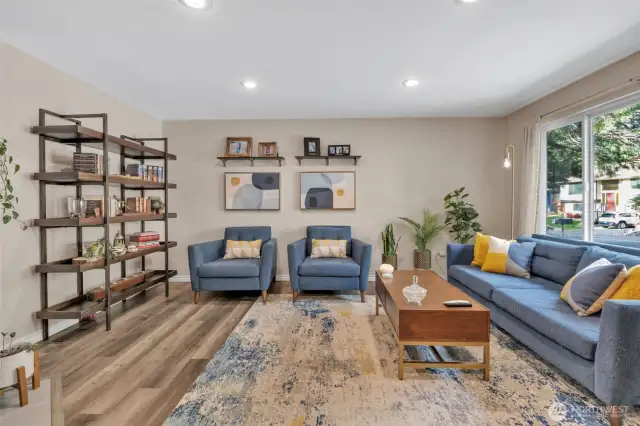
left=287, top=226, right=372, bottom=302
left=187, top=226, right=277, bottom=304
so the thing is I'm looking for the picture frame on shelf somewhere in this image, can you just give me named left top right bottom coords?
left=328, top=145, right=337, bottom=156
left=226, top=137, right=252, bottom=157
left=335, top=146, right=343, bottom=155
left=304, top=137, right=320, bottom=156
left=258, top=142, right=278, bottom=157
left=342, top=145, right=351, bottom=155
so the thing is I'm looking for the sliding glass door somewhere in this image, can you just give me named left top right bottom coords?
left=541, top=94, right=640, bottom=247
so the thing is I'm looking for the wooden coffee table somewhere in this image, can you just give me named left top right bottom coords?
left=375, top=270, right=490, bottom=380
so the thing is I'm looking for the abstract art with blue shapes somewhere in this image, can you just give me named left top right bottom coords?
left=225, top=172, right=280, bottom=211
left=300, top=172, right=355, bottom=210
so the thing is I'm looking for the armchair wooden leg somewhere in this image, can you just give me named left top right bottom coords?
left=32, top=352, right=40, bottom=390
left=16, top=366, right=28, bottom=407
left=193, top=291, right=200, bottom=305
left=261, top=290, right=268, bottom=304
left=292, top=290, right=298, bottom=302
left=360, top=290, right=366, bottom=303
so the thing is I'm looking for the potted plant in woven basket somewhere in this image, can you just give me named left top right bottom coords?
left=381, top=223, right=401, bottom=269
left=399, top=210, right=445, bottom=270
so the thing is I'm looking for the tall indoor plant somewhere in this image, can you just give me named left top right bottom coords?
left=444, top=187, right=482, bottom=243
left=0, top=137, right=26, bottom=229
left=381, top=223, right=400, bottom=269
left=399, top=210, right=445, bottom=269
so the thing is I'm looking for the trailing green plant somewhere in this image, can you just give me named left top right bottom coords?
left=381, top=223, right=401, bottom=256
left=398, top=210, right=445, bottom=252
left=444, top=187, right=482, bottom=244
left=0, top=138, right=27, bottom=230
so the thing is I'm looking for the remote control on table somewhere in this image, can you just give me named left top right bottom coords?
left=444, top=300, right=473, bottom=307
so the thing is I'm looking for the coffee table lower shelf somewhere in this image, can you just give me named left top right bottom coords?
left=397, top=340, right=490, bottom=381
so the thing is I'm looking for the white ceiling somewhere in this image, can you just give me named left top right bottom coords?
left=1, top=0, right=639, bottom=120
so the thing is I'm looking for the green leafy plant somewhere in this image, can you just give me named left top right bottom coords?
left=444, top=187, right=482, bottom=243
left=0, top=138, right=27, bottom=230
left=381, top=223, right=401, bottom=256
left=398, top=210, right=445, bottom=252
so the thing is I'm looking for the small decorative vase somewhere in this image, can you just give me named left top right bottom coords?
left=414, top=249, right=431, bottom=270
left=382, top=254, right=398, bottom=270
left=379, top=263, right=394, bottom=278
left=149, top=197, right=165, bottom=214
left=402, top=275, right=427, bottom=305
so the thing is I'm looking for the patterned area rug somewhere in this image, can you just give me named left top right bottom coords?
left=165, top=295, right=639, bottom=425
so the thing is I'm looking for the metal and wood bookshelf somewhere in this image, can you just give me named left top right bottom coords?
left=32, top=109, right=178, bottom=340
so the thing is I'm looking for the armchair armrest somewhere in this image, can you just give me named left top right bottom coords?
left=259, top=239, right=278, bottom=290
left=595, top=300, right=640, bottom=405
left=287, top=239, right=306, bottom=290
left=187, top=239, right=224, bottom=291
left=352, top=238, right=372, bottom=291
left=446, top=243, right=474, bottom=277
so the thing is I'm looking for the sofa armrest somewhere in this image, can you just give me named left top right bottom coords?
left=595, top=300, right=640, bottom=405
left=187, top=239, right=224, bottom=291
left=446, top=243, right=474, bottom=276
left=352, top=238, right=372, bottom=291
left=259, top=239, right=277, bottom=290
left=287, top=239, right=306, bottom=290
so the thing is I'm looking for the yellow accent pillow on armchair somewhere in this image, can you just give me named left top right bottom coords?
left=612, top=264, right=640, bottom=300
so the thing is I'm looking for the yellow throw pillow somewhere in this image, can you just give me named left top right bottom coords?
left=472, top=232, right=490, bottom=267
left=223, top=239, right=262, bottom=259
left=612, top=264, right=640, bottom=300
left=310, top=239, right=347, bottom=258
left=481, top=236, right=536, bottom=278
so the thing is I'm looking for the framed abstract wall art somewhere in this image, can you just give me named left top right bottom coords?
left=225, top=172, right=280, bottom=211
left=300, top=172, right=356, bottom=210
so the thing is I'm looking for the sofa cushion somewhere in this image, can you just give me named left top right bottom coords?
left=448, top=265, right=559, bottom=300
left=518, top=237, right=586, bottom=285
left=299, top=257, right=360, bottom=277
left=492, top=288, right=600, bottom=360
left=577, top=245, right=640, bottom=271
left=198, top=258, right=260, bottom=278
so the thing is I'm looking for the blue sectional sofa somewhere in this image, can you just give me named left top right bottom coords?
left=287, top=226, right=372, bottom=302
left=187, top=226, right=277, bottom=304
left=447, top=234, right=640, bottom=408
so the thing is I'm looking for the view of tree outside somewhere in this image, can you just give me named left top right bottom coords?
left=546, top=102, right=640, bottom=246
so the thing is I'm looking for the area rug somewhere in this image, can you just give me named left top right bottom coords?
left=165, top=295, right=639, bottom=425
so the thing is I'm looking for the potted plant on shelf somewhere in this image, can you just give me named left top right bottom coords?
left=0, top=332, right=40, bottom=407
left=381, top=223, right=401, bottom=269
left=444, top=187, right=482, bottom=244
left=399, top=210, right=445, bottom=270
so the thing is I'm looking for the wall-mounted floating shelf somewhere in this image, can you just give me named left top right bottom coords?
left=217, top=156, right=284, bottom=167
left=294, top=155, right=361, bottom=166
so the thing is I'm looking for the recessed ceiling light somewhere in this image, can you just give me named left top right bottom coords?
left=403, top=79, right=420, bottom=88
left=242, top=80, right=257, bottom=89
left=179, top=0, right=210, bottom=9
left=456, top=0, right=479, bottom=3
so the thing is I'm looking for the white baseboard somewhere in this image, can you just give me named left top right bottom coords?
left=15, top=319, right=79, bottom=346
left=171, top=273, right=377, bottom=283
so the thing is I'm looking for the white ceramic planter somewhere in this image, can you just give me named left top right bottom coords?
left=0, top=350, right=34, bottom=388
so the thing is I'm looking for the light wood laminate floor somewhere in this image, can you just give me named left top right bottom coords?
left=38, top=281, right=373, bottom=426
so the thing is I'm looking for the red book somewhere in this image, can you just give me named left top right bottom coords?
left=130, top=234, right=160, bottom=242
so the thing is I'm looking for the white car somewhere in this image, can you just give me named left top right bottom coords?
left=597, top=212, right=640, bottom=229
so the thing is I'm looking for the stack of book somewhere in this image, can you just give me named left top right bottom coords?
left=125, top=164, right=165, bottom=183
left=126, top=197, right=150, bottom=214
left=129, top=231, right=161, bottom=249
left=74, top=153, right=107, bottom=175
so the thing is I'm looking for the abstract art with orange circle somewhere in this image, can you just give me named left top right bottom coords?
left=225, top=172, right=280, bottom=210
left=300, top=172, right=355, bottom=210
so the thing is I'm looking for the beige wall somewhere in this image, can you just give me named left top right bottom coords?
left=163, top=118, right=511, bottom=281
left=0, top=41, right=163, bottom=338
left=507, top=52, right=640, bottom=233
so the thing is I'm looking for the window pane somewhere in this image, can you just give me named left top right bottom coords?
left=593, top=102, right=640, bottom=247
left=546, top=121, right=583, bottom=240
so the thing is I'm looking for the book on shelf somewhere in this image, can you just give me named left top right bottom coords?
left=126, top=197, right=151, bottom=213
left=130, top=233, right=160, bottom=242
left=73, top=153, right=110, bottom=175
left=126, top=164, right=164, bottom=182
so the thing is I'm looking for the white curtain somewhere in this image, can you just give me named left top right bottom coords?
left=518, top=119, right=542, bottom=236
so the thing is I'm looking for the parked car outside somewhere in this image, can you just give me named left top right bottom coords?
left=596, top=212, right=640, bottom=229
